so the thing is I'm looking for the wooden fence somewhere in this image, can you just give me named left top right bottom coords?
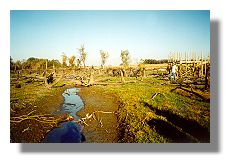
left=168, top=52, right=210, bottom=79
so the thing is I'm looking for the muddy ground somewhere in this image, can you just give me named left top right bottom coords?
left=10, top=84, right=121, bottom=143
left=10, top=86, right=67, bottom=143
left=11, top=76, right=209, bottom=143
left=77, top=86, right=121, bottom=143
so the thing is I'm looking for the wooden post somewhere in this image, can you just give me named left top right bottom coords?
left=201, top=52, right=203, bottom=77
left=168, top=52, right=171, bottom=63
left=184, top=52, right=186, bottom=75
left=204, top=57, right=207, bottom=79
left=204, top=62, right=209, bottom=90
left=179, top=52, right=182, bottom=78
left=169, top=52, right=171, bottom=63
left=195, top=52, right=197, bottom=77
left=177, top=52, right=179, bottom=62
left=192, top=52, right=194, bottom=77
left=186, top=52, right=188, bottom=76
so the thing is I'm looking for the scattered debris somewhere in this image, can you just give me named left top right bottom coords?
left=151, top=92, right=166, bottom=100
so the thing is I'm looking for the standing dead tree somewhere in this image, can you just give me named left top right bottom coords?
left=100, top=50, right=109, bottom=69
left=78, top=45, right=87, bottom=68
left=77, top=59, right=82, bottom=68
left=69, top=55, right=76, bottom=76
left=69, top=55, right=76, bottom=68
left=120, top=49, right=131, bottom=68
left=138, top=61, right=146, bottom=79
left=120, top=49, right=131, bottom=79
left=61, top=52, right=68, bottom=68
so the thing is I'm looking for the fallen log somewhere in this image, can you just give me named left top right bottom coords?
left=10, top=111, right=69, bottom=125
left=171, top=86, right=210, bottom=102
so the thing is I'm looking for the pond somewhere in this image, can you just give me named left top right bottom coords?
left=42, top=88, right=85, bottom=143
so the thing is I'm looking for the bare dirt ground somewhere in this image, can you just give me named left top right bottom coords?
left=10, top=86, right=68, bottom=143
left=77, top=86, right=121, bottom=143
left=11, top=84, right=122, bottom=143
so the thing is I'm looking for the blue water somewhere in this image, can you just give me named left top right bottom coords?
left=42, top=122, right=85, bottom=143
left=42, top=88, right=85, bottom=143
left=62, top=88, right=84, bottom=120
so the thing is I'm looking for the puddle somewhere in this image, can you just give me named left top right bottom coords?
left=42, top=88, right=85, bottom=143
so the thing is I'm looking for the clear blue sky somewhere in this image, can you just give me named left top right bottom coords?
left=10, top=10, right=210, bottom=66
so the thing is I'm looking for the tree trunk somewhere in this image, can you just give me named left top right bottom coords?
left=44, top=74, right=49, bottom=88
left=142, top=68, right=146, bottom=78
left=120, top=69, right=125, bottom=83
left=88, top=73, right=94, bottom=86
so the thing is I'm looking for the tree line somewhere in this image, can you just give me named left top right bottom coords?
left=11, top=45, right=167, bottom=71
left=10, top=45, right=132, bottom=71
left=142, top=59, right=168, bottom=64
left=10, top=57, right=61, bottom=71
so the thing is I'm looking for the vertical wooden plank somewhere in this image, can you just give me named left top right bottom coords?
left=186, top=52, right=188, bottom=76
left=204, top=55, right=207, bottom=78
left=201, top=52, right=203, bottom=77
left=204, top=58, right=209, bottom=90
left=179, top=52, right=181, bottom=78
left=176, top=52, right=178, bottom=62
left=192, top=51, right=195, bottom=77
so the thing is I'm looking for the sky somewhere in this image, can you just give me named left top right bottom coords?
left=10, top=10, right=210, bottom=66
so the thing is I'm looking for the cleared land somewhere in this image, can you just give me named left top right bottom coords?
left=10, top=64, right=210, bottom=143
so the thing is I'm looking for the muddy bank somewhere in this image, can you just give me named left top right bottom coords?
left=11, top=84, right=121, bottom=143
left=78, top=86, right=121, bottom=143
left=10, top=87, right=69, bottom=143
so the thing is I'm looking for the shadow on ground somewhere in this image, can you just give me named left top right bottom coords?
left=144, top=102, right=210, bottom=143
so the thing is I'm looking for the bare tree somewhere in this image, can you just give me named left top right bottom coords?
left=100, top=50, right=109, bottom=69
left=10, top=56, right=14, bottom=70
left=34, top=59, right=45, bottom=70
left=120, top=50, right=131, bottom=68
left=69, top=55, right=76, bottom=67
left=61, top=52, right=68, bottom=68
left=77, top=59, right=81, bottom=68
left=78, top=45, right=87, bottom=68
left=138, top=60, right=146, bottom=79
left=14, top=60, right=22, bottom=71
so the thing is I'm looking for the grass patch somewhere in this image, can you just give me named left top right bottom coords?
left=10, top=72, right=210, bottom=143
left=98, top=77, right=210, bottom=143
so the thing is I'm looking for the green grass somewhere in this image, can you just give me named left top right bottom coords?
left=96, top=77, right=210, bottom=143
left=10, top=76, right=67, bottom=115
left=10, top=72, right=210, bottom=143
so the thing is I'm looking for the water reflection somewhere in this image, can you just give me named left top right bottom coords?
left=62, top=88, right=84, bottom=120
left=42, top=122, right=85, bottom=143
left=42, top=88, right=85, bottom=143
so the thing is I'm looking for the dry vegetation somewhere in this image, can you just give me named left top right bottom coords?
left=10, top=52, right=210, bottom=143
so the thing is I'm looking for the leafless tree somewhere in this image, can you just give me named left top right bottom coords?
left=69, top=55, right=76, bottom=67
left=100, top=50, right=109, bottom=69
left=120, top=50, right=131, bottom=68
left=61, top=52, right=68, bottom=67
left=78, top=45, right=87, bottom=68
